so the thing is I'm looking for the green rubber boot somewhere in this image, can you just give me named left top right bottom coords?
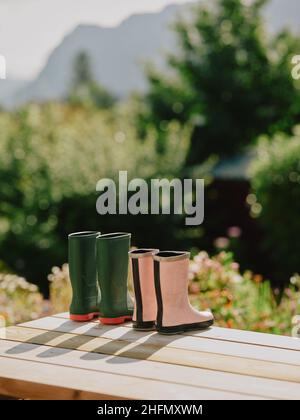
left=68, top=231, right=101, bottom=321
left=97, top=232, right=133, bottom=325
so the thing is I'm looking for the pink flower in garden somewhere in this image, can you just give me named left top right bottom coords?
left=227, top=226, right=242, bottom=238
left=189, top=283, right=200, bottom=295
left=230, top=262, right=240, bottom=271
left=204, top=258, right=214, bottom=268
left=214, top=237, right=230, bottom=249
left=214, top=262, right=222, bottom=273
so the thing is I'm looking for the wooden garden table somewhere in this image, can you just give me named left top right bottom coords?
left=0, top=312, right=300, bottom=399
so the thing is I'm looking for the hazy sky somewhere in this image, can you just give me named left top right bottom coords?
left=0, top=0, right=191, bottom=79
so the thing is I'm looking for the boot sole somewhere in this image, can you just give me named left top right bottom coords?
left=133, top=320, right=156, bottom=331
left=70, top=312, right=99, bottom=322
left=99, top=316, right=132, bottom=325
left=157, top=319, right=214, bottom=335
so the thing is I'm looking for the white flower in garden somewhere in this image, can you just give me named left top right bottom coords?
left=190, top=262, right=200, bottom=274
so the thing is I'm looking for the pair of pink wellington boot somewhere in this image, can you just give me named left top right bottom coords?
left=129, top=249, right=214, bottom=334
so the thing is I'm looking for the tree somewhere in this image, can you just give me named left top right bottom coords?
left=68, top=51, right=116, bottom=109
left=72, top=51, right=93, bottom=86
left=140, top=0, right=300, bottom=164
left=250, top=127, right=300, bottom=282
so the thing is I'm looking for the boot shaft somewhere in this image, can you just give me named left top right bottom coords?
left=129, top=249, right=158, bottom=329
left=154, top=250, right=213, bottom=333
left=68, top=231, right=100, bottom=316
left=154, top=251, right=190, bottom=328
left=97, top=232, right=133, bottom=318
left=154, top=251, right=190, bottom=301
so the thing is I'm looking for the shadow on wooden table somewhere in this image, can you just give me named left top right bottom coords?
left=80, top=328, right=183, bottom=364
left=4, top=319, right=212, bottom=364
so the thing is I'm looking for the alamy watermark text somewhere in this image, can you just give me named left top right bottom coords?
left=96, top=171, right=204, bottom=226
left=0, top=55, right=6, bottom=79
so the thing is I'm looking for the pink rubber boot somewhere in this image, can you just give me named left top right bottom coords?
left=153, top=251, right=214, bottom=334
left=129, top=249, right=159, bottom=330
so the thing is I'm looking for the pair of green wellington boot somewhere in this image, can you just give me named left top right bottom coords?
left=68, top=231, right=133, bottom=324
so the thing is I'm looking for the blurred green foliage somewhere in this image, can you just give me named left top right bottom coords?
left=250, top=126, right=300, bottom=281
left=139, top=0, right=300, bottom=163
left=0, top=102, right=190, bottom=293
left=1, top=0, right=300, bottom=292
left=189, top=250, right=300, bottom=335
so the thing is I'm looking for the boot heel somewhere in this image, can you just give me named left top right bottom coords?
left=99, top=315, right=132, bottom=325
left=70, top=312, right=99, bottom=322
left=133, top=320, right=156, bottom=331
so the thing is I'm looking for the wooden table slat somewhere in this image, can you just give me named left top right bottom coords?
left=4, top=325, right=300, bottom=384
left=19, top=317, right=300, bottom=366
left=53, top=312, right=300, bottom=352
left=1, top=340, right=293, bottom=400
left=0, top=313, right=299, bottom=400
left=0, top=353, right=260, bottom=400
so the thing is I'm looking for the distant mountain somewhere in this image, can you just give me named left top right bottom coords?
left=0, top=79, right=28, bottom=108
left=6, top=3, right=184, bottom=108
left=1, top=0, right=300, bottom=109
left=264, top=0, right=300, bottom=34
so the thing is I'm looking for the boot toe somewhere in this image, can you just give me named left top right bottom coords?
left=199, top=310, right=214, bottom=322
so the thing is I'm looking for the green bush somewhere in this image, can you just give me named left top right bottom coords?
left=250, top=126, right=300, bottom=281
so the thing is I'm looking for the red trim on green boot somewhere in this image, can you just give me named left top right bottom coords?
left=99, top=315, right=132, bottom=325
left=69, top=312, right=99, bottom=322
